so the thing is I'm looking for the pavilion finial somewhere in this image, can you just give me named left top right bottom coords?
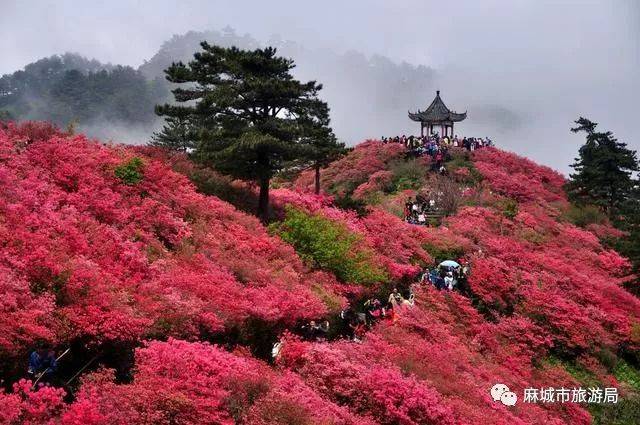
left=436, top=90, right=440, bottom=96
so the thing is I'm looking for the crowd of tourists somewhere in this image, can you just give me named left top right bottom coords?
left=403, top=194, right=442, bottom=225
left=339, top=286, right=416, bottom=342
left=382, top=133, right=493, bottom=155
left=281, top=259, right=470, bottom=351
left=381, top=134, right=493, bottom=226
left=419, top=259, right=470, bottom=291
left=337, top=260, right=470, bottom=342
left=300, top=320, right=331, bottom=341
left=382, top=134, right=492, bottom=173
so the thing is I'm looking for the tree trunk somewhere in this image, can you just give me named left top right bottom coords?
left=258, top=176, right=270, bottom=223
left=314, top=163, right=321, bottom=195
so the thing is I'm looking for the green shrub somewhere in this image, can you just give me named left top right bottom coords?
left=498, top=198, right=519, bottom=220
left=614, top=360, right=640, bottom=391
left=114, top=157, right=144, bottom=185
left=270, top=207, right=388, bottom=285
left=333, top=195, right=368, bottom=217
left=563, top=204, right=607, bottom=227
left=592, top=393, right=640, bottom=425
left=389, top=159, right=426, bottom=191
left=543, top=356, right=602, bottom=388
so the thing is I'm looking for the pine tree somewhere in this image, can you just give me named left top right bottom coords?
left=299, top=122, right=346, bottom=194
left=568, top=117, right=640, bottom=294
left=567, top=117, right=639, bottom=216
left=156, top=43, right=339, bottom=222
left=150, top=116, right=195, bottom=152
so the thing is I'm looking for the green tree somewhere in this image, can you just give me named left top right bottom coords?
left=566, top=117, right=639, bottom=216
left=567, top=117, right=640, bottom=294
left=156, top=43, right=336, bottom=222
left=150, top=116, right=196, bottom=152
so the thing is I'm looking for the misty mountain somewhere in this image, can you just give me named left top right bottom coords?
left=1, top=28, right=523, bottom=144
left=0, top=53, right=166, bottom=136
left=142, top=28, right=524, bottom=142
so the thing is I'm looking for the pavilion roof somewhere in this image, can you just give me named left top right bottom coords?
left=409, top=91, right=467, bottom=123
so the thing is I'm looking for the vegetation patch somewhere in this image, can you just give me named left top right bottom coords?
left=270, top=206, right=388, bottom=285
left=114, top=157, right=144, bottom=185
left=389, top=158, right=427, bottom=191
left=562, top=204, right=607, bottom=227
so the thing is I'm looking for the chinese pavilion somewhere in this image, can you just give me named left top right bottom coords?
left=409, top=91, right=467, bottom=137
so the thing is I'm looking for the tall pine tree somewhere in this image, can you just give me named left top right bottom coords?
left=156, top=43, right=340, bottom=221
left=567, top=117, right=640, bottom=294
left=567, top=117, right=639, bottom=216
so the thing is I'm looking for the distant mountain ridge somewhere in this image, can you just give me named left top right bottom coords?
left=0, top=28, right=522, bottom=144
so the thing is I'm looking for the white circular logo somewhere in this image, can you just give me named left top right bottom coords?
left=491, top=383, right=517, bottom=406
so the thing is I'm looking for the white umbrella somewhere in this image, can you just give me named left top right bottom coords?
left=439, top=260, right=461, bottom=268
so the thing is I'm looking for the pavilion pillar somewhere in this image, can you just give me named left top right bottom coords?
left=420, top=122, right=424, bottom=137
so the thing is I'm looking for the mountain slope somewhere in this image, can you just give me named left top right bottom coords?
left=0, top=124, right=638, bottom=424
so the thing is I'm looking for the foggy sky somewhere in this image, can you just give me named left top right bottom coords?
left=1, top=0, right=638, bottom=173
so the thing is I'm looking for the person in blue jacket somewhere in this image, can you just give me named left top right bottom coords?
left=28, top=347, right=57, bottom=384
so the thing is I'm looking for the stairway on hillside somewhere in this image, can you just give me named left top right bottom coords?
left=424, top=210, right=445, bottom=226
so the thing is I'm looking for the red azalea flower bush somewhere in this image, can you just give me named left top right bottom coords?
left=445, top=147, right=640, bottom=359
left=0, top=380, right=66, bottom=424
left=352, top=170, right=394, bottom=201
left=279, top=338, right=459, bottom=425
left=294, top=140, right=405, bottom=196
left=472, top=148, right=567, bottom=204
left=0, top=266, right=55, bottom=352
left=447, top=203, right=640, bottom=353
left=60, top=339, right=370, bottom=425
left=0, top=127, right=337, bottom=351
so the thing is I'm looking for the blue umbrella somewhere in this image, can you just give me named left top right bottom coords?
left=439, top=260, right=461, bottom=269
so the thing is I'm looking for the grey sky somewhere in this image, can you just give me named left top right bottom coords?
left=1, top=0, right=638, bottom=173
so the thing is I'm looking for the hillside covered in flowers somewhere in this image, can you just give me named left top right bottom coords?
left=0, top=123, right=639, bottom=424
